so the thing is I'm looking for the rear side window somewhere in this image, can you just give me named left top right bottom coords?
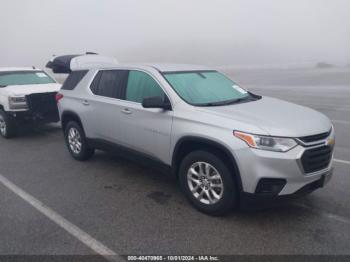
left=90, top=70, right=128, bottom=99
left=126, top=71, right=165, bottom=103
left=61, top=70, right=88, bottom=90
left=90, top=71, right=102, bottom=94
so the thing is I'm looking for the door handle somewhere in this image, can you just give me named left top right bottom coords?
left=82, top=100, right=89, bottom=106
left=121, top=108, right=132, bottom=114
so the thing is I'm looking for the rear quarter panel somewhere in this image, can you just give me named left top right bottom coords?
left=58, top=70, right=97, bottom=136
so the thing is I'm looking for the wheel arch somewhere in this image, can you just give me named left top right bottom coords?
left=61, top=110, right=83, bottom=131
left=172, top=136, right=243, bottom=192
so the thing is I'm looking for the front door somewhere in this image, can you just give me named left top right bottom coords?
left=117, top=70, right=173, bottom=164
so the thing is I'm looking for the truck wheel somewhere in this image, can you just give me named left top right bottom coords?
left=0, top=110, right=17, bottom=138
left=64, top=121, right=94, bottom=161
left=179, top=150, right=238, bottom=216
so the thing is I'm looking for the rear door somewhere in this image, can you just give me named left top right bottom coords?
left=83, top=70, right=128, bottom=144
left=117, top=70, right=173, bottom=164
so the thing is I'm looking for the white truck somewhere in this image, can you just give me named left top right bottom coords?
left=0, top=67, right=61, bottom=138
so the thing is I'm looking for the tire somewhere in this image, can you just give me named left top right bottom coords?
left=64, top=121, right=94, bottom=161
left=0, top=110, right=17, bottom=138
left=179, top=150, right=238, bottom=216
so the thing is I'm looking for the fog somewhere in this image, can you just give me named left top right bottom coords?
left=1, top=0, right=349, bottom=69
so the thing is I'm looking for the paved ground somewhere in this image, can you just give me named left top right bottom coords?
left=0, top=68, right=349, bottom=259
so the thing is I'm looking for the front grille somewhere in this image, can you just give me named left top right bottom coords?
left=301, top=146, right=332, bottom=173
left=299, top=131, right=330, bottom=143
left=25, top=92, right=59, bottom=122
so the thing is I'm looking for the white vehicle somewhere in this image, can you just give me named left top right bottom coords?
left=0, top=67, right=61, bottom=138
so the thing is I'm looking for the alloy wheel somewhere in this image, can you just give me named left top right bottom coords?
left=0, top=115, right=7, bottom=136
left=67, top=127, right=82, bottom=154
left=187, top=161, right=224, bottom=205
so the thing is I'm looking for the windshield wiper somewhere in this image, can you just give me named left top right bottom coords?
left=196, top=97, right=253, bottom=107
left=221, top=97, right=250, bottom=105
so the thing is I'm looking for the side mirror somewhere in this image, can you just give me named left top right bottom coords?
left=142, top=96, right=171, bottom=110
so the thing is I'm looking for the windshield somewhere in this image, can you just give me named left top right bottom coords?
left=0, top=71, right=55, bottom=87
left=163, top=71, right=252, bottom=106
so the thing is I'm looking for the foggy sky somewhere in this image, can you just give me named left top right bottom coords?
left=1, top=0, right=349, bottom=69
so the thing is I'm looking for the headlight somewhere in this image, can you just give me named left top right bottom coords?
left=9, top=96, right=26, bottom=103
left=8, top=96, right=28, bottom=109
left=233, top=131, right=297, bottom=152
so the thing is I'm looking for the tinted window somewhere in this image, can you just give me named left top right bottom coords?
left=61, top=70, right=88, bottom=90
left=126, top=71, right=165, bottom=103
left=90, top=71, right=102, bottom=94
left=90, top=70, right=128, bottom=99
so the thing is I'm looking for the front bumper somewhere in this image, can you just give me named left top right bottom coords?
left=233, top=138, right=334, bottom=204
left=7, top=110, right=59, bottom=123
left=240, top=168, right=333, bottom=209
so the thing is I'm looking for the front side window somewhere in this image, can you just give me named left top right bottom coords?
left=126, top=71, right=165, bottom=103
left=163, top=71, right=251, bottom=106
left=90, top=70, right=128, bottom=99
left=0, top=71, right=55, bottom=87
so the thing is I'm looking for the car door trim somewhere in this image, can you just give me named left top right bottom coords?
left=86, top=137, right=172, bottom=175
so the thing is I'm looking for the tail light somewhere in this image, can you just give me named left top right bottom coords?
left=55, top=93, right=64, bottom=102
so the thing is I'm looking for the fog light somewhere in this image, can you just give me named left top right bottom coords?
left=255, top=178, right=286, bottom=196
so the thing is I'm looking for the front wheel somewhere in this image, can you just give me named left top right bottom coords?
left=0, top=110, right=17, bottom=138
left=179, top=150, right=238, bottom=216
left=64, top=121, right=95, bottom=161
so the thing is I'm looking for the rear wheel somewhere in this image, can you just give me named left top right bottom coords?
left=64, top=121, right=94, bottom=161
left=179, top=150, right=238, bottom=215
left=0, top=110, right=17, bottom=138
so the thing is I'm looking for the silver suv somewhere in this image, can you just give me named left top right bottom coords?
left=52, top=55, right=334, bottom=215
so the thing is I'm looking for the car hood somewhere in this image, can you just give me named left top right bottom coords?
left=2, top=83, right=61, bottom=96
left=195, top=96, right=332, bottom=137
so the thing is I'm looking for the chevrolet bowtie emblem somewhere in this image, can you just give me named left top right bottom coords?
left=326, top=137, right=335, bottom=146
